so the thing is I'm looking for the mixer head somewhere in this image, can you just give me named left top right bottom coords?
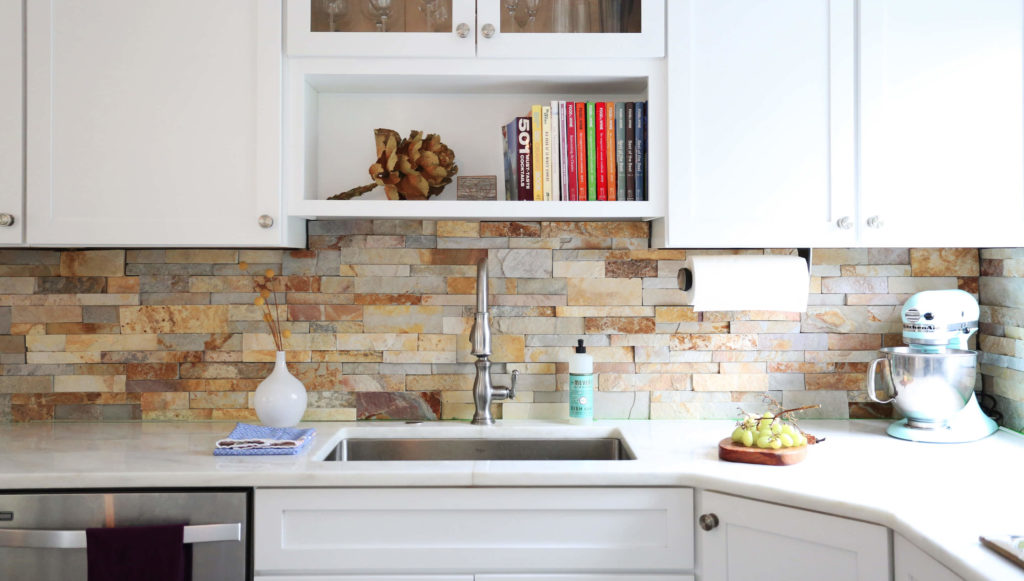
left=901, top=289, right=979, bottom=351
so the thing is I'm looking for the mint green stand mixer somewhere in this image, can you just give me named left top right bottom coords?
left=866, top=289, right=999, bottom=443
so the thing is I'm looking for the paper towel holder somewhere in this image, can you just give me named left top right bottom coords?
left=677, top=248, right=812, bottom=292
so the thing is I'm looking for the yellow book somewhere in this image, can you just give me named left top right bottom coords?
left=606, top=102, right=617, bottom=201
left=531, top=105, right=544, bottom=201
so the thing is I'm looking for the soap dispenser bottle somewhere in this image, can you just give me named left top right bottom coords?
left=569, top=338, right=594, bottom=424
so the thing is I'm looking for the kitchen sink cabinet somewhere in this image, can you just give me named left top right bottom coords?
left=894, top=534, right=963, bottom=581
left=695, top=491, right=890, bottom=581
left=254, top=487, right=693, bottom=578
left=0, top=0, right=23, bottom=246
left=25, top=0, right=303, bottom=247
left=661, top=0, right=1024, bottom=248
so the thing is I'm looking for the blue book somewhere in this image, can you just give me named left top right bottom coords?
left=634, top=101, right=646, bottom=202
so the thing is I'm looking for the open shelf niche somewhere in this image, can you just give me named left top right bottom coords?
left=286, top=57, right=665, bottom=220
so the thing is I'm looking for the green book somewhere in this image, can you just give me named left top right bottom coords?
left=586, top=102, right=597, bottom=201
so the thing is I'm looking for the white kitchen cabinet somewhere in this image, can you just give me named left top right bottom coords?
left=894, top=534, right=963, bottom=581
left=26, top=0, right=303, bottom=247
left=0, top=0, right=24, bottom=246
left=477, top=576, right=691, bottom=581
left=661, top=0, right=1024, bottom=248
left=259, top=577, right=473, bottom=581
left=286, top=0, right=665, bottom=59
left=696, top=491, right=890, bottom=581
left=255, top=488, right=693, bottom=577
left=661, top=0, right=853, bottom=248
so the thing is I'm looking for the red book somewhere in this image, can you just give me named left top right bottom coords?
left=595, top=102, right=608, bottom=201
left=575, top=102, right=587, bottom=201
left=565, top=102, right=578, bottom=202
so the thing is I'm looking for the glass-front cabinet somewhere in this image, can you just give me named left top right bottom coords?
left=285, top=0, right=665, bottom=58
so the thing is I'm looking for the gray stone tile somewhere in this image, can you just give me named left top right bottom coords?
left=308, top=391, right=357, bottom=408
left=781, top=390, right=850, bottom=419
left=126, top=263, right=214, bottom=275
left=0, top=306, right=10, bottom=334
left=490, top=249, right=553, bottom=278
left=308, top=220, right=374, bottom=236
left=372, top=220, right=424, bottom=235
left=138, top=275, right=190, bottom=293
left=437, top=238, right=509, bottom=249
left=595, top=391, right=650, bottom=419
left=142, top=293, right=210, bottom=305
left=0, top=394, right=10, bottom=422
left=405, top=235, right=437, bottom=248
left=380, top=363, right=432, bottom=374
left=516, top=278, right=567, bottom=295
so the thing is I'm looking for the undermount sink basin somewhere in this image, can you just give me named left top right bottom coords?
left=322, top=438, right=636, bottom=461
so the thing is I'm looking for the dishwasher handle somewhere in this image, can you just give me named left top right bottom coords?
left=0, top=522, right=241, bottom=549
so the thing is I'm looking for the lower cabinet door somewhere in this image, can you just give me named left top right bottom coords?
left=696, top=491, right=890, bottom=581
left=257, top=577, right=472, bottom=581
left=894, top=534, right=962, bottom=581
left=477, top=576, right=693, bottom=580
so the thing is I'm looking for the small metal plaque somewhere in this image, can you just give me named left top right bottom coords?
left=0, top=511, right=12, bottom=521
left=456, top=175, right=497, bottom=201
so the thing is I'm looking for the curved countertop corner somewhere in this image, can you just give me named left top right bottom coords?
left=0, top=419, right=1021, bottom=581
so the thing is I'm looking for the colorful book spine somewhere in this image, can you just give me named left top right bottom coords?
left=625, top=102, right=636, bottom=201
left=558, top=101, right=569, bottom=201
left=586, top=102, right=597, bottom=201
left=575, top=102, right=587, bottom=201
left=634, top=101, right=645, bottom=202
left=515, top=116, right=533, bottom=201
left=531, top=105, right=544, bottom=201
left=642, top=100, right=649, bottom=200
left=565, top=102, right=578, bottom=202
left=542, top=105, right=553, bottom=201
left=502, top=121, right=515, bottom=200
left=615, top=102, right=626, bottom=200
left=549, top=103, right=561, bottom=201
left=595, top=102, right=608, bottom=201
left=605, top=102, right=616, bottom=202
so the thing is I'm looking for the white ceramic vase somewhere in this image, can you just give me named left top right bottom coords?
left=254, top=352, right=307, bottom=427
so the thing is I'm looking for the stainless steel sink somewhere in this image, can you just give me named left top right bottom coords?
left=322, top=438, right=635, bottom=461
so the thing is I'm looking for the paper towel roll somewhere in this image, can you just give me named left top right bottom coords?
left=679, top=255, right=809, bottom=312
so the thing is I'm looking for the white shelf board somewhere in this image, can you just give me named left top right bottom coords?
left=290, top=199, right=661, bottom=220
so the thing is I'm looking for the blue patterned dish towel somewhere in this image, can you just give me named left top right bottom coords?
left=213, top=423, right=316, bottom=456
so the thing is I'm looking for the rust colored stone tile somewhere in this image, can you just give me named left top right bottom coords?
left=101, top=350, right=204, bottom=363
left=60, top=250, right=125, bottom=277
left=958, top=277, right=979, bottom=294
left=0, top=335, right=25, bottom=353
left=981, top=259, right=1003, bottom=277
left=72, top=364, right=126, bottom=376
left=882, top=333, right=904, bottom=347
left=605, top=259, right=658, bottom=278
left=11, top=306, right=82, bottom=324
left=141, top=392, right=189, bottom=411
left=806, top=373, right=866, bottom=390
left=420, top=248, right=488, bottom=265
left=212, top=409, right=260, bottom=421
left=127, top=363, right=179, bottom=380
left=12, top=403, right=54, bottom=421
left=437, top=221, right=480, bottom=237
left=313, top=350, right=383, bottom=363
left=910, top=248, right=979, bottom=276
left=107, top=277, right=140, bottom=294
left=202, top=333, right=236, bottom=351
left=671, top=334, right=758, bottom=351
left=827, top=333, right=881, bottom=350
left=179, top=379, right=260, bottom=392
left=767, top=362, right=834, bottom=373
left=120, top=305, right=228, bottom=334
left=36, top=277, right=107, bottom=294
left=655, top=306, right=699, bottom=323
left=142, top=409, right=213, bottom=421
left=541, top=222, right=649, bottom=239
left=356, top=391, right=440, bottom=420
left=584, top=317, right=656, bottom=334
left=126, top=380, right=181, bottom=393
left=481, top=221, right=541, bottom=237
left=849, top=402, right=895, bottom=419
left=354, top=294, right=422, bottom=305
left=322, top=305, right=362, bottom=320
left=836, top=362, right=870, bottom=373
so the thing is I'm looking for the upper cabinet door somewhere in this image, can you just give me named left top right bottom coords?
left=285, top=0, right=478, bottom=57
left=476, top=0, right=665, bottom=59
left=663, top=0, right=853, bottom=248
left=858, top=0, right=1024, bottom=247
left=26, top=0, right=293, bottom=247
left=0, top=0, right=24, bottom=246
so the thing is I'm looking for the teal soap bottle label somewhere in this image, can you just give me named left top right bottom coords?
left=569, top=373, right=594, bottom=420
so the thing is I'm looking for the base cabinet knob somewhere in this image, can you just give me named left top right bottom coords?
left=0, top=213, right=13, bottom=227
left=456, top=23, right=471, bottom=38
left=866, top=215, right=884, bottom=229
left=258, top=215, right=274, bottom=229
left=699, top=513, right=719, bottom=531
left=836, top=216, right=853, bottom=230
left=481, top=23, right=495, bottom=38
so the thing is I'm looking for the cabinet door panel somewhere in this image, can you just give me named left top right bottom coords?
left=859, top=0, right=1024, bottom=246
left=697, top=491, right=889, bottom=581
left=27, top=0, right=286, bottom=246
left=894, top=534, right=962, bottom=581
left=0, top=0, right=23, bottom=245
left=258, top=576, right=473, bottom=581
left=477, top=576, right=692, bottom=580
left=664, top=0, right=853, bottom=248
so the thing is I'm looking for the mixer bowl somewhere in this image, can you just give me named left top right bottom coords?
left=866, top=347, right=977, bottom=428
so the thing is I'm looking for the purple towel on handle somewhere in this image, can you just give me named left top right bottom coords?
left=86, top=523, right=191, bottom=581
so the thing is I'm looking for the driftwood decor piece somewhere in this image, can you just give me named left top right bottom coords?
left=330, top=128, right=458, bottom=201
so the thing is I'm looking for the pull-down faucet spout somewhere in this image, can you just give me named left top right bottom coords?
left=470, top=257, right=517, bottom=425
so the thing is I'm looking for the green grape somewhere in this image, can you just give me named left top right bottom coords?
left=741, top=429, right=754, bottom=447
left=732, top=427, right=746, bottom=443
left=756, top=435, right=772, bottom=448
left=762, top=411, right=773, bottom=418
left=770, top=437, right=782, bottom=450
left=779, top=433, right=794, bottom=447
left=781, top=423, right=797, bottom=437
left=770, top=421, right=783, bottom=435
left=796, top=433, right=808, bottom=447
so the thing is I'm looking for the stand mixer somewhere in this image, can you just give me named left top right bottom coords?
left=865, top=289, right=998, bottom=443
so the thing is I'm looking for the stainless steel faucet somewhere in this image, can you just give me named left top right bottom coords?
left=470, top=257, right=518, bottom=425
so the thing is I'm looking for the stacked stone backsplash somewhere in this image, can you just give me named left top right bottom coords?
left=0, top=220, right=983, bottom=424
left=979, top=249, right=1024, bottom=431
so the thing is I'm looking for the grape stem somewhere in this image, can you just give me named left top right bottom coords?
left=772, top=404, right=820, bottom=419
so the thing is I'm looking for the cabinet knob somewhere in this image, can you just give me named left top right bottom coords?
left=257, top=215, right=274, bottom=229
left=0, top=213, right=13, bottom=227
left=698, top=513, right=719, bottom=531
left=481, top=23, right=495, bottom=39
left=456, top=22, right=471, bottom=38
left=836, top=216, right=853, bottom=230
left=866, top=215, right=884, bottom=229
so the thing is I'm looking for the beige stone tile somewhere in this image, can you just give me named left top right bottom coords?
left=336, top=333, right=419, bottom=351
left=720, top=362, right=766, bottom=374
left=692, top=373, right=768, bottom=391
left=599, top=373, right=688, bottom=392
left=436, top=221, right=480, bottom=237
left=556, top=306, right=654, bottom=317
left=362, top=305, right=443, bottom=333
left=383, top=350, right=457, bottom=364
left=501, top=402, right=565, bottom=420
left=553, top=261, right=605, bottom=278
left=887, top=276, right=959, bottom=293
left=671, top=334, right=758, bottom=351
left=567, top=278, right=642, bottom=306
left=840, top=265, right=912, bottom=277
left=812, top=249, right=869, bottom=265
left=11, top=306, right=82, bottom=323
left=407, top=374, right=474, bottom=391
left=61, top=250, right=125, bottom=277
left=66, top=334, right=159, bottom=352
left=25, top=335, right=66, bottom=352
left=655, top=306, right=698, bottom=323
left=141, top=392, right=189, bottom=411
left=910, top=248, right=979, bottom=276
left=120, top=306, right=229, bottom=333
left=54, top=375, right=126, bottom=393
left=27, top=351, right=103, bottom=364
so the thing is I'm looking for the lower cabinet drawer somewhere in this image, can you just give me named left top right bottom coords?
left=254, top=488, right=694, bottom=576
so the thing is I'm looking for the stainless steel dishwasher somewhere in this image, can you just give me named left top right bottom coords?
left=0, top=489, right=250, bottom=580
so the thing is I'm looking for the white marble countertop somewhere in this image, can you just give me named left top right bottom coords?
left=0, top=419, right=1021, bottom=580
